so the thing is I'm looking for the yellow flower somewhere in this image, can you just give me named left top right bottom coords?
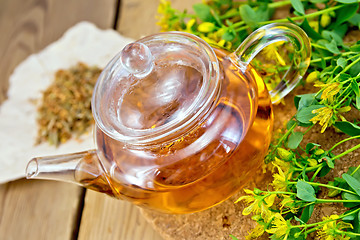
left=310, top=104, right=351, bottom=133
left=310, top=106, right=333, bottom=133
left=315, top=81, right=341, bottom=103
left=262, top=41, right=287, bottom=66
left=266, top=213, right=291, bottom=240
left=245, top=223, right=265, bottom=240
left=236, top=189, right=275, bottom=220
left=272, top=163, right=289, bottom=191
left=273, top=157, right=291, bottom=173
left=185, top=18, right=196, bottom=33
left=317, top=215, right=353, bottom=240
left=280, top=195, right=298, bottom=213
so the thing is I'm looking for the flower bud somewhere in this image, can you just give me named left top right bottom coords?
left=254, top=188, right=262, bottom=195
left=277, top=148, right=293, bottom=161
left=198, top=22, right=216, bottom=33
left=320, top=13, right=331, bottom=28
left=306, top=71, right=319, bottom=83
left=314, top=149, right=324, bottom=155
left=307, top=158, right=318, bottom=167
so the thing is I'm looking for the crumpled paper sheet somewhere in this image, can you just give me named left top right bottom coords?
left=0, top=22, right=133, bottom=183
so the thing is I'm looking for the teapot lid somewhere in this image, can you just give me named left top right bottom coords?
left=92, top=32, right=220, bottom=145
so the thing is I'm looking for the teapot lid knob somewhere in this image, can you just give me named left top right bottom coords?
left=120, top=42, right=154, bottom=77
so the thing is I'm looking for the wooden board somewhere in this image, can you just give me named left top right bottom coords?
left=0, top=0, right=117, bottom=103
left=0, top=179, right=83, bottom=240
left=117, top=0, right=200, bottom=39
left=78, top=191, right=162, bottom=240
left=0, top=0, right=116, bottom=239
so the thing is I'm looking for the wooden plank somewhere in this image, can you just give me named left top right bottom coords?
left=116, top=0, right=200, bottom=39
left=0, top=179, right=83, bottom=240
left=0, top=0, right=116, bottom=239
left=78, top=191, right=163, bottom=240
left=0, top=0, right=117, bottom=103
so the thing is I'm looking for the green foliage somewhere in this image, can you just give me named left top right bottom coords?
left=157, top=0, right=360, bottom=239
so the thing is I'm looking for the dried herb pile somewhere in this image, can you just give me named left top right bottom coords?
left=36, top=63, right=102, bottom=146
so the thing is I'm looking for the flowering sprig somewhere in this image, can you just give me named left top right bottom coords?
left=157, top=0, right=360, bottom=239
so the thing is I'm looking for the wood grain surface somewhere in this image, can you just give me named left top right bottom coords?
left=78, top=191, right=162, bottom=240
left=0, top=0, right=200, bottom=239
left=0, top=179, right=83, bottom=240
left=117, top=0, right=199, bottom=39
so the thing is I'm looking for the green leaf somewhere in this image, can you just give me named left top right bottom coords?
left=352, top=79, right=360, bottom=96
left=349, top=13, right=360, bottom=26
left=309, top=0, right=327, bottom=3
left=287, top=131, right=304, bottom=149
left=288, top=228, right=306, bottom=240
left=291, top=0, right=305, bottom=15
left=339, top=73, right=351, bottom=81
left=287, top=120, right=297, bottom=130
left=294, top=93, right=317, bottom=111
left=337, top=58, right=347, bottom=69
left=239, top=5, right=258, bottom=28
left=335, top=0, right=359, bottom=3
left=342, top=209, right=358, bottom=221
left=356, top=96, right=360, bottom=110
left=353, top=211, right=360, bottom=236
left=334, top=121, right=360, bottom=136
left=294, top=216, right=305, bottom=224
left=296, top=105, right=325, bottom=124
left=347, top=167, right=360, bottom=181
left=342, top=192, right=360, bottom=208
left=297, top=180, right=317, bottom=202
left=324, top=156, right=334, bottom=169
left=334, top=3, right=359, bottom=27
left=222, top=31, right=235, bottom=41
left=319, top=165, right=331, bottom=177
left=299, top=19, right=322, bottom=40
left=230, top=235, right=239, bottom=240
left=300, top=204, right=314, bottom=223
left=239, top=4, right=270, bottom=29
left=193, top=3, right=215, bottom=22
left=324, top=39, right=341, bottom=54
left=322, top=30, right=343, bottom=46
left=349, top=60, right=360, bottom=77
left=343, top=173, right=360, bottom=196
left=305, top=143, right=321, bottom=154
left=350, top=44, right=360, bottom=52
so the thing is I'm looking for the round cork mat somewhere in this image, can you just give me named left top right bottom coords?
left=140, top=85, right=360, bottom=240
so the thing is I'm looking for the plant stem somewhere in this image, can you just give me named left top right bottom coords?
left=310, top=166, right=322, bottom=182
left=293, top=162, right=326, bottom=172
left=288, top=181, right=356, bottom=195
left=310, top=52, right=357, bottom=63
left=259, top=5, right=344, bottom=25
left=316, top=199, right=360, bottom=203
left=268, top=0, right=292, bottom=8
left=351, top=165, right=360, bottom=176
left=333, top=54, right=360, bottom=82
left=328, top=135, right=360, bottom=152
left=331, top=143, right=360, bottom=161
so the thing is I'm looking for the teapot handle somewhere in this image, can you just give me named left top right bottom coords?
left=230, top=23, right=311, bottom=103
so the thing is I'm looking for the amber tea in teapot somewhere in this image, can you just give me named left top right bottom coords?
left=26, top=23, right=310, bottom=214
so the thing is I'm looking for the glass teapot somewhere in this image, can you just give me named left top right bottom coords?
left=26, top=23, right=310, bottom=214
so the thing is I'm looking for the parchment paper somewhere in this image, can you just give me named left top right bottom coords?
left=0, top=22, right=133, bottom=183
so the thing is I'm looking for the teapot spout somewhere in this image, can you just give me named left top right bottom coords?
left=26, top=150, right=117, bottom=197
